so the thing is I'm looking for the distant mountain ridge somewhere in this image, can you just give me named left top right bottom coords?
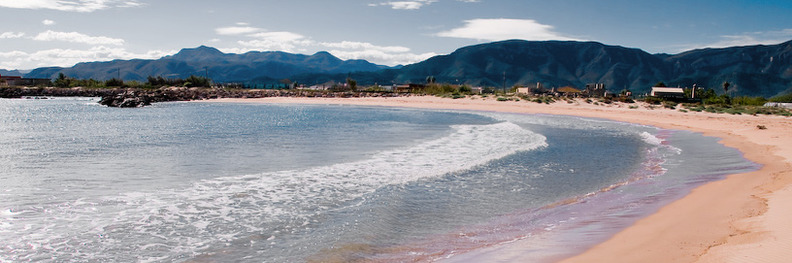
left=386, top=40, right=792, bottom=97
left=24, top=46, right=390, bottom=83
left=18, top=40, right=792, bottom=97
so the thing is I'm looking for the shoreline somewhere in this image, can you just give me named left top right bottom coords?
left=211, top=96, right=792, bottom=262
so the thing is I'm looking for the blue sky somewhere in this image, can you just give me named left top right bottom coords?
left=1, top=0, right=792, bottom=70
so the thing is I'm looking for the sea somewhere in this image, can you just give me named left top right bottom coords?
left=0, top=97, right=758, bottom=262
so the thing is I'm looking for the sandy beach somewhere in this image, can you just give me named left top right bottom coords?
left=213, top=96, right=792, bottom=262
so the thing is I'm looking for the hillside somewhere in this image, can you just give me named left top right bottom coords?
left=389, top=40, right=792, bottom=96
left=24, top=46, right=390, bottom=83
left=19, top=40, right=792, bottom=97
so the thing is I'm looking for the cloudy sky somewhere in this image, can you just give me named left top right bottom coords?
left=2, top=0, right=792, bottom=70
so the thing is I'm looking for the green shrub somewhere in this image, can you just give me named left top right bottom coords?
left=732, top=96, right=767, bottom=106
left=663, top=100, right=677, bottom=109
left=769, top=93, right=792, bottom=103
left=643, top=96, right=663, bottom=105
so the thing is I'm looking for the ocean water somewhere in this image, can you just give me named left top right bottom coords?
left=0, top=98, right=757, bottom=262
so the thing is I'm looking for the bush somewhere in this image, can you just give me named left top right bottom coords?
left=703, top=94, right=731, bottom=105
left=769, top=92, right=792, bottom=103
left=732, top=96, right=767, bottom=106
left=643, top=96, right=663, bottom=105
left=663, top=100, right=677, bottom=109
left=105, top=78, right=124, bottom=87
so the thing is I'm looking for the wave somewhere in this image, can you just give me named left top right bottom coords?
left=1, top=121, right=547, bottom=261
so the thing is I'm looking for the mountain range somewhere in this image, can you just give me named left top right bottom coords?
left=23, top=46, right=390, bottom=83
left=16, top=40, right=792, bottom=97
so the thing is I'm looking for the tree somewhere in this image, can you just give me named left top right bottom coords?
left=426, top=75, right=436, bottom=84
left=346, top=77, right=357, bottom=91
left=53, top=73, right=72, bottom=88
left=723, top=81, right=731, bottom=94
left=105, top=78, right=124, bottom=87
left=654, top=81, right=667, bottom=87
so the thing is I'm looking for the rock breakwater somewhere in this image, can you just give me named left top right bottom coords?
left=1, top=87, right=408, bottom=107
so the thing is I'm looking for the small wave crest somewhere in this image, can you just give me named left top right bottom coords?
left=640, top=131, right=663, bottom=145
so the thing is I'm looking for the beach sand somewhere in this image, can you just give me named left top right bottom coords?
left=212, top=96, right=792, bottom=262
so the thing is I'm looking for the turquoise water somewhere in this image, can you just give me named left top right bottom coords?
left=0, top=98, right=756, bottom=262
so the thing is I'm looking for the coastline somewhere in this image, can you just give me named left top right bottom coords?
left=210, top=96, right=792, bottom=262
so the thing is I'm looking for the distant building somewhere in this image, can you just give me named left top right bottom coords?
left=650, top=87, right=686, bottom=99
left=0, top=74, right=51, bottom=87
left=305, top=81, right=338, bottom=91
left=556, top=86, right=582, bottom=97
left=470, top=87, right=483, bottom=94
left=394, top=83, right=425, bottom=93
left=764, top=102, right=792, bottom=109
left=516, top=83, right=548, bottom=95
left=584, top=83, right=607, bottom=97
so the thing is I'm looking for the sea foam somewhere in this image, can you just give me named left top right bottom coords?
left=3, top=121, right=547, bottom=261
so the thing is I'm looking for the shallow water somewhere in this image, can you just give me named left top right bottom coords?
left=0, top=98, right=757, bottom=262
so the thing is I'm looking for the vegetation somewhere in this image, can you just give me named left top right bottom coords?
left=346, top=77, right=357, bottom=91
left=682, top=103, right=791, bottom=116
left=51, top=73, right=213, bottom=89
left=769, top=92, right=792, bottom=103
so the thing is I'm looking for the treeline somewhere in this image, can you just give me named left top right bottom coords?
left=52, top=73, right=212, bottom=89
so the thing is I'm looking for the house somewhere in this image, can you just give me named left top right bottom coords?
left=0, top=74, right=51, bottom=87
left=394, top=83, right=425, bottom=93
left=516, top=87, right=531, bottom=94
left=650, top=87, right=686, bottom=99
left=584, top=83, right=607, bottom=97
left=556, top=86, right=582, bottom=97
left=305, top=81, right=338, bottom=90
left=0, top=75, right=52, bottom=87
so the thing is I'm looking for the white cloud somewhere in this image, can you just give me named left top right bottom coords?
left=249, top=31, right=307, bottom=42
left=458, top=0, right=480, bottom=2
left=0, top=46, right=173, bottom=69
left=0, top=32, right=25, bottom=39
left=319, top=41, right=410, bottom=53
left=436, top=18, right=578, bottom=41
left=215, top=26, right=262, bottom=35
left=371, top=0, right=437, bottom=10
left=236, top=31, right=313, bottom=52
left=320, top=41, right=433, bottom=65
left=0, top=0, right=143, bottom=12
left=669, top=29, right=792, bottom=53
left=42, top=19, right=56, bottom=26
left=703, top=29, right=792, bottom=49
left=329, top=49, right=437, bottom=66
left=33, top=30, right=125, bottom=46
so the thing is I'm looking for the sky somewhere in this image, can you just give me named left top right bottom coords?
left=2, top=0, right=792, bottom=70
